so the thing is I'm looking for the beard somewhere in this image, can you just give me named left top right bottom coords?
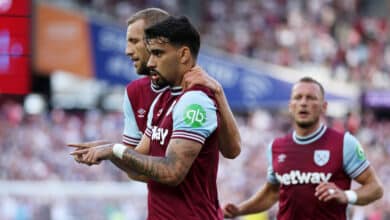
left=296, top=117, right=319, bottom=129
left=149, top=69, right=170, bottom=88
left=153, top=76, right=169, bottom=88
left=136, top=62, right=150, bottom=76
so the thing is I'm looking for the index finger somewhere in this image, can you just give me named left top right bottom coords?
left=67, top=144, right=90, bottom=149
left=67, top=140, right=110, bottom=148
left=70, top=148, right=89, bottom=156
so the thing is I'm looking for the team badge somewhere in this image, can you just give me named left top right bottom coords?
left=183, top=104, right=206, bottom=128
left=137, top=108, right=146, bottom=118
left=314, top=150, right=330, bottom=166
left=278, top=154, right=286, bottom=163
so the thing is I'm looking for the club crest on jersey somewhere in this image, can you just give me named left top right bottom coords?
left=314, top=150, right=330, bottom=166
left=137, top=108, right=146, bottom=118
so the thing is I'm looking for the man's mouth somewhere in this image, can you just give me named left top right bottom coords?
left=149, top=70, right=160, bottom=81
left=298, top=110, right=309, bottom=117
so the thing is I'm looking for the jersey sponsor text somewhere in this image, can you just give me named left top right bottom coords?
left=275, top=170, right=332, bottom=185
left=151, top=126, right=169, bottom=145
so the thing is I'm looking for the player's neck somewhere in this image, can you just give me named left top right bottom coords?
left=294, top=123, right=322, bottom=137
left=176, top=62, right=194, bottom=87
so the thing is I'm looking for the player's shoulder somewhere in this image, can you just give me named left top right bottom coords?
left=272, top=133, right=293, bottom=147
left=324, top=127, right=345, bottom=139
left=125, top=77, right=153, bottom=98
left=183, top=85, right=214, bottom=99
left=126, top=77, right=151, bottom=90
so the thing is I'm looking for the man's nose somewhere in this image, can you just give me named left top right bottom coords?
left=147, top=56, right=156, bottom=68
left=125, top=44, right=134, bottom=57
left=299, top=97, right=308, bottom=105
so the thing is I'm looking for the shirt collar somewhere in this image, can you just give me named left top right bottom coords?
left=170, top=86, right=183, bottom=96
left=150, top=81, right=169, bottom=93
left=292, top=124, right=327, bottom=145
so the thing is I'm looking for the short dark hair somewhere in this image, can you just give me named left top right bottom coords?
left=127, top=8, right=169, bottom=27
left=144, top=16, right=201, bottom=59
left=297, top=76, right=325, bottom=97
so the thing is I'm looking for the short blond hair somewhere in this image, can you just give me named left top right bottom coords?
left=297, top=76, right=325, bottom=98
left=127, top=8, right=169, bottom=28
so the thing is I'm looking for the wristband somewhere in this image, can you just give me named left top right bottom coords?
left=344, top=190, right=358, bottom=204
left=113, top=144, right=127, bottom=159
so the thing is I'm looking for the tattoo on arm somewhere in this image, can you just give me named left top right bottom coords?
left=121, top=139, right=201, bottom=185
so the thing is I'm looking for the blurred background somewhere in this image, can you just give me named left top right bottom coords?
left=1, top=0, right=390, bottom=219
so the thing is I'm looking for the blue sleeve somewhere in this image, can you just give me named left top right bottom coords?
left=343, top=132, right=370, bottom=179
left=122, top=91, right=141, bottom=145
left=266, top=141, right=279, bottom=184
left=171, top=91, right=217, bottom=144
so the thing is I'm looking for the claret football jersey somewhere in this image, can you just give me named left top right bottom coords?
left=144, top=85, right=222, bottom=220
left=122, top=77, right=167, bottom=146
left=267, top=124, right=369, bottom=220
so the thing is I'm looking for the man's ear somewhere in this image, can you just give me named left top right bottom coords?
left=178, top=46, right=191, bottom=64
left=321, top=101, right=328, bottom=115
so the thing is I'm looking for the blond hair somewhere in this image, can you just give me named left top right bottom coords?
left=127, top=8, right=169, bottom=28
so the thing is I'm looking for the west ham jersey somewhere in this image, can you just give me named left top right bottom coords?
left=144, top=85, right=222, bottom=220
left=122, top=77, right=167, bottom=146
left=267, top=125, right=370, bottom=220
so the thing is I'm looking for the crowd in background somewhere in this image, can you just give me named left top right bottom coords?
left=201, top=0, right=390, bottom=89
left=46, top=0, right=390, bottom=88
left=1, top=101, right=389, bottom=219
left=2, top=0, right=390, bottom=219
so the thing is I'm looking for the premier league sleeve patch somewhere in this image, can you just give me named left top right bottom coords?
left=343, top=132, right=370, bottom=178
left=356, top=144, right=366, bottom=161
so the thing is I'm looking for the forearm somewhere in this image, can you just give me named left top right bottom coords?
left=215, top=87, right=241, bottom=158
left=238, top=184, right=279, bottom=215
left=120, top=148, right=182, bottom=186
left=354, top=179, right=383, bottom=205
left=351, top=167, right=384, bottom=205
left=110, top=158, right=148, bottom=182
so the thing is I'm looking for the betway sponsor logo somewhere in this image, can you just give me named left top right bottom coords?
left=275, top=170, right=332, bottom=185
left=151, top=126, right=169, bottom=145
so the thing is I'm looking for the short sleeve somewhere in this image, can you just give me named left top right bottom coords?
left=343, top=132, right=370, bottom=179
left=171, top=91, right=217, bottom=144
left=266, top=141, right=279, bottom=184
left=122, top=91, right=142, bottom=146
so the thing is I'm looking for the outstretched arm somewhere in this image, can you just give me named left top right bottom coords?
left=68, top=138, right=150, bottom=182
left=184, top=66, right=241, bottom=158
left=112, top=135, right=151, bottom=182
left=71, top=137, right=202, bottom=186
left=224, top=182, right=279, bottom=218
left=120, top=138, right=202, bottom=186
